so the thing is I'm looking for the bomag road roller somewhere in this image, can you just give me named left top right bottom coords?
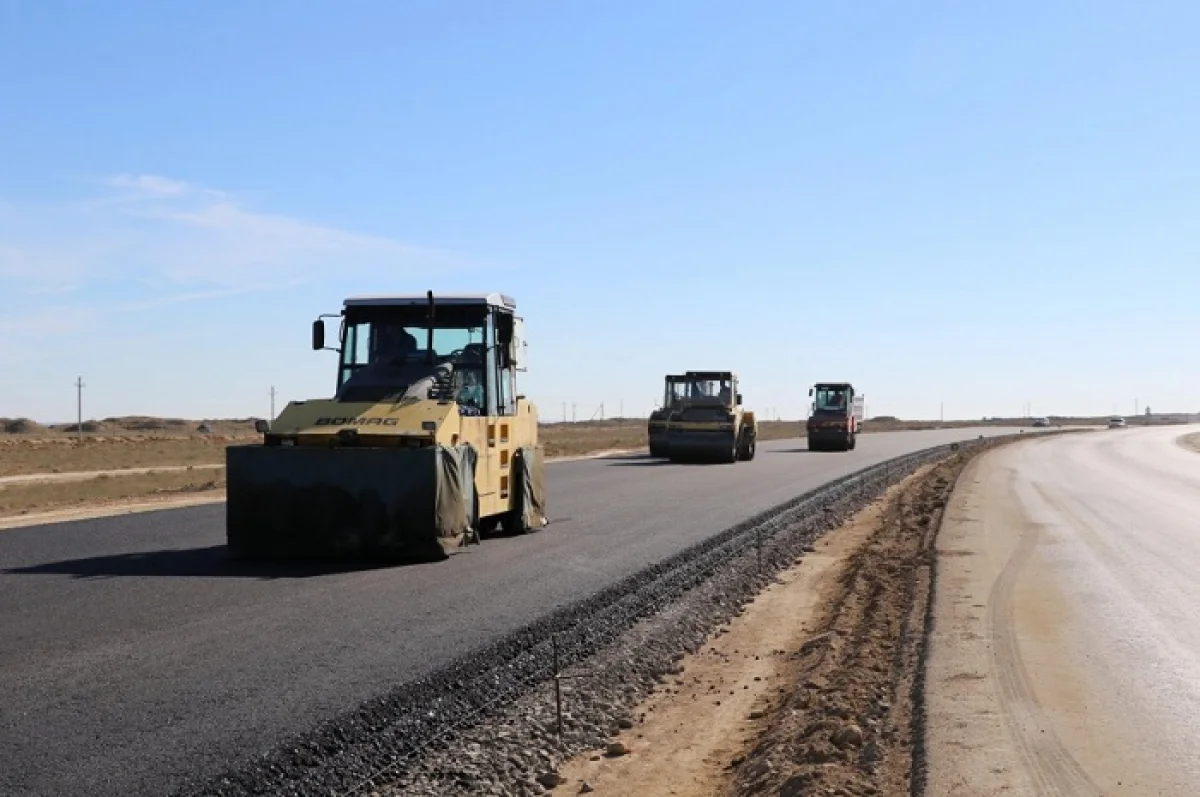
left=225, top=291, right=548, bottom=563
left=662, top=371, right=757, bottom=463
left=647, top=373, right=689, bottom=458
left=806, top=382, right=865, bottom=451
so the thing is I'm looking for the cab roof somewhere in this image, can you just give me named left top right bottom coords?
left=342, top=292, right=517, bottom=310
left=679, top=370, right=736, bottom=379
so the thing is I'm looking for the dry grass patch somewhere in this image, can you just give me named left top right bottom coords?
left=0, top=468, right=226, bottom=519
left=0, top=436, right=256, bottom=478
left=1179, top=432, right=1200, bottom=453
left=0, top=419, right=803, bottom=476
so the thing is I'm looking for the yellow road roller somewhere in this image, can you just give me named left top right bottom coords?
left=662, top=371, right=757, bottom=463
left=225, top=291, right=547, bottom=563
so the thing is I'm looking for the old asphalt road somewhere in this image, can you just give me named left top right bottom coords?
left=926, top=424, right=1200, bottom=795
left=1, top=427, right=1016, bottom=797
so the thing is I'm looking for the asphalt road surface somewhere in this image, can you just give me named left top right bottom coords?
left=1, top=427, right=1017, bottom=797
left=926, top=425, right=1200, bottom=796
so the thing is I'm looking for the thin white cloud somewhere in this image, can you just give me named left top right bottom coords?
left=0, top=174, right=483, bottom=294
left=107, top=173, right=193, bottom=197
left=0, top=305, right=97, bottom=336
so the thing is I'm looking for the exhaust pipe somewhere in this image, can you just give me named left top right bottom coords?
left=426, top=290, right=435, bottom=365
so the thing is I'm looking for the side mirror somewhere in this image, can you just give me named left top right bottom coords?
left=736, top=393, right=743, bottom=405
left=312, top=319, right=325, bottom=351
left=254, top=419, right=270, bottom=434
left=510, top=316, right=527, bottom=371
left=808, top=387, right=814, bottom=397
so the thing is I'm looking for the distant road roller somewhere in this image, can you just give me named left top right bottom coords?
left=662, top=371, right=757, bottom=463
left=806, top=381, right=864, bottom=451
left=226, top=291, right=548, bottom=563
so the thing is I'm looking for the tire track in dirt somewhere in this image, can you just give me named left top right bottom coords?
left=986, top=472, right=1099, bottom=796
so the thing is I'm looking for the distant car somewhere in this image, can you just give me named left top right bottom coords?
left=1108, top=416, right=1126, bottom=428
left=1032, top=417, right=1050, bottom=427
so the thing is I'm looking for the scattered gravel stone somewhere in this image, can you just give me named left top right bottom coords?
left=605, top=741, right=629, bottom=757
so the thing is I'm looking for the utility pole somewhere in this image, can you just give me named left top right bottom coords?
left=270, top=385, right=277, bottom=420
left=940, top=402, right=944, bottom=423
left=562, top=402, right=566, bottom=423
left=619, top=399, right=624, bottom=419
left=75, top=376, right=85, bottom=443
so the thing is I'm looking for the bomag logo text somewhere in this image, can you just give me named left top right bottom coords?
left=314, top=417, right=399, bottom=427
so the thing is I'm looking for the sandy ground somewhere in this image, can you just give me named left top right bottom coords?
left=925, top=425, right=1200, bottom=796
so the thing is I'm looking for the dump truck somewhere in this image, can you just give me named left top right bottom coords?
left=647, top=373, right=689, bottom=458
left=662, top=371, right=757, bottom=463
left=806, top=382, right=865, bottom=451
left=225, top=291, right=548, bottom=563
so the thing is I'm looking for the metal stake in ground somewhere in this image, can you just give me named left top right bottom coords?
left=550, top=633, right=593, bottom=742
left=755, top=524, right=763, bottom=573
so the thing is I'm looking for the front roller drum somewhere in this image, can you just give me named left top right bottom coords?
left=666, top=431, right=739, bottom=464
left=225, top=444, right=477, bottom=563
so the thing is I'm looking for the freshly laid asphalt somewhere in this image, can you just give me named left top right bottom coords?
left=0, top=427, right=1021, bottom=797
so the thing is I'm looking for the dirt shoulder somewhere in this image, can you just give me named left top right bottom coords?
left=554, top=447, right=981, bottom=796
left=554, top=474, right=895, bottom=796
left=1177, top=431, right=1200, bottom=453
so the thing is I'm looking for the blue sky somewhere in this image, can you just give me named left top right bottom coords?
left=2, top=0, right=1198, bottom=423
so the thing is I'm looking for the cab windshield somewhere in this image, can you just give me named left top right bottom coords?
left=335, top=305, right=488, bottom=409
left=678, top=376, right=733, bottom=403
left=664, top=378, right=691, bottom=404
left=813, top=386, right=851, bottom=412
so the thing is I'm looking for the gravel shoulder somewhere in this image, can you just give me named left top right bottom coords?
left=552, top=473, right=890, bottom=796
left=720, top=452, right=973, bottom=797
left=550, top=447, right=991, bottom=797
